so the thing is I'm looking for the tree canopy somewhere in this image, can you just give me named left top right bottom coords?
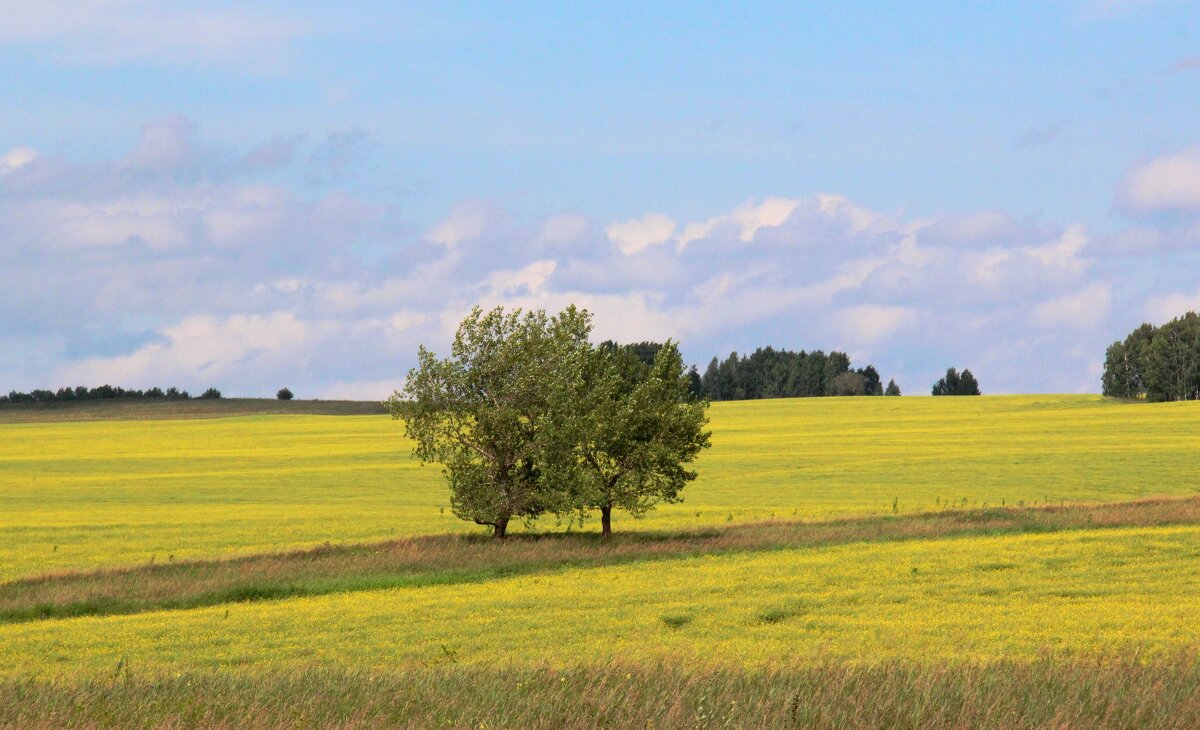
left=542, top=340, right=710, bottom=537
left=932, top=368, right=981, bottom=396
left=386, top=306, right=591, bottom=538
left=1103, top=313, right=1200, bottom=401
left=697, top=347, right=888, bottom=400
left=386, top=306, right=711, bottom=538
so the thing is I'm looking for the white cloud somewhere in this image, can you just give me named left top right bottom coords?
left=605, top=213, right=676, bottom=255
left=0, top=147, right=39, bottom=174
left=1144, top=289, right=1200, bottom=324
left=676, top=197, right=800, bottom=247
left=535, top=214, right=590, bottom=245
left=3, top=185, right=368, bottom=252
left=426, top=202, right=504, bottom=247
left=52, top=312, right=333, bottom=390
left=1031, top=284, right=1112, bottom=330
left=1117, top=147, right=1200, bottom=214
left=123, top=114, right=196, bottom=171
left=485, top=260, right=557, bottom=296
left=833, top=305, right=919, bottom=345
left=811, top=194, right=893, bottom=234
left=1028, top=224, right=1088, bottom=270
left=1, top=121, right=1168, bottom=396
left=913, top=210, right=1030, bottom=248
left=319, top=379, right=402, bottom=401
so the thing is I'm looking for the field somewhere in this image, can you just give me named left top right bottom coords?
left=2, top=394, right=1200, bottom=727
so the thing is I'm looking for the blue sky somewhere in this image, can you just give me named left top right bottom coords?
left=3, top=1, right=1200, bottom=396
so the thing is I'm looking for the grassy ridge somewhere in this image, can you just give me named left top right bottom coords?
left=0, top=398, right=386, bottom=423
left=3, top=395, right=1200, bottom=580
left=4, top=495, right=1199, bottom=625
left=5, top=656, right=1200, bottom=729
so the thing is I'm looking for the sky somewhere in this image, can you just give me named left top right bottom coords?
left=2, top=0, right=1200, bottom=397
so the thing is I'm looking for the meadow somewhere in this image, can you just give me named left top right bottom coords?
left=2, top=394, right=1199, bottom=727
left=2, top=395, right=1198, bottom=580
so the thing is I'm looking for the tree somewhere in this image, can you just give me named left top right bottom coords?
left=685, top=365, right=703, bottom=401
left=542, top=341, right=711, bottom=537
left=958, top=369, right=981, bottom=396
left=932, top=368, right=980, bottom=396
left=1144, top=312, right=1200, bottom=401
left=1102, top=323, right=1155, bottom=399
left=277, top=388, right=294, bottom=401
left=700, top=357, right=720, bottom=400
left=857, top=365, right=883, bottom=396
left=829, top=371, right=867, bottom=396
left=823, top=351, right=852, bottom=395
left=932, top=368, right=960, bottom=396
left=386, top=306, right=592, bottom=538
left=885, top=379, right=901, bottom=396
left=200, top=387, right=222, bottom=399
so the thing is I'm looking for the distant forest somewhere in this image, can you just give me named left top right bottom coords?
left=607, top=342, right=898, bottom=401
left=3, top=343, right=899, bottom=406
left=0, top=385, right=221, bottom=404
left=1103, top=311, right=1200, bottom=402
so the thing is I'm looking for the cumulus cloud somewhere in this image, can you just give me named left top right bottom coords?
left=605, top=213, right=676, bottom=254
left=1031, top=284, right=1112, bottom=330
left=426, top=201, right=505, bottom=247
left=833, top=305, right=920, bottom=345
left=4, top=116, right=1189, bottom=396
left=485, top=260, right=558, bottom=296
left=676, top=197, right=800, bottom=247
left=1117, top=147, right=1200, bottom=214
left=535, top=214, right=591, bottom=246
left=53, top=312, right=328, bottom=387
left=319, top=379, right=403, bottom=401
left=1144, top=289, right=1200, bottom=324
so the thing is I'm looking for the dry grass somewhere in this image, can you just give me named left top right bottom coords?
left=5, top=494, right=1198, bottom=625
left=3, top=654, right=1199, bottom=729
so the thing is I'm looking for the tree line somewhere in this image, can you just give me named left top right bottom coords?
left=1103, top=312, right=1200, bottom=401
left=386, top=306, right=711, bottom=539
left=612, top=345, right=901, bottom=400
left=0, top=385, right=222, bottom=404
left=931, top=368, right=980, bottom=396
left=697, top=347, right=897, bottom=399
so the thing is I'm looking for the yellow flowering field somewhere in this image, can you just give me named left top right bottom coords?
left=3, top=525, right=1199, bottom=677
left=1, top=395, right=1199, bottom=580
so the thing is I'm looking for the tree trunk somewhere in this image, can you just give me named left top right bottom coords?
left=493, top=518, right=509, bottom=539
left=600, top=505, right=612, bottom=538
